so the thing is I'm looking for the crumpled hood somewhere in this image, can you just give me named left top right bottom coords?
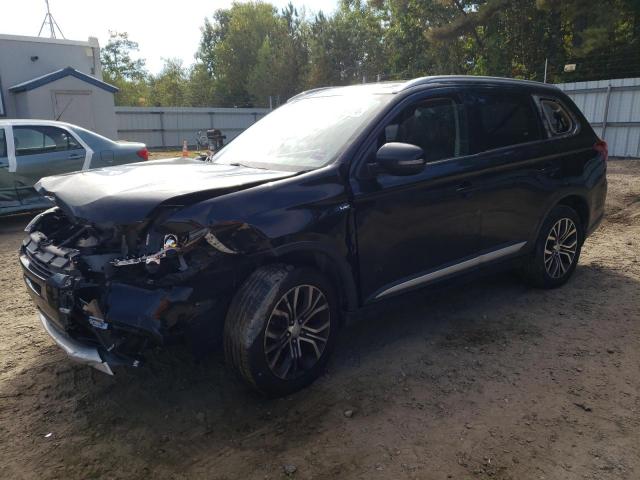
left=36, top=158, right=295, bottom=225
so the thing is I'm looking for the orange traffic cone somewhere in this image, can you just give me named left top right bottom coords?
left=182, top=140, right=188, bottom=158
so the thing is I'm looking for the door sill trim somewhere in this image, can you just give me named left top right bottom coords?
left=375, top=241, right=527, bottom=299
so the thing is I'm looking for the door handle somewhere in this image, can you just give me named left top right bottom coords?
left=68, top=153, right=83, bottom=159
left=537, top=163, right=560, bottom=174
left=456, top=181, right=473, bottom=192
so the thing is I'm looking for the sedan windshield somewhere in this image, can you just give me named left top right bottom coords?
left=213, top=91, right=392, bottom=171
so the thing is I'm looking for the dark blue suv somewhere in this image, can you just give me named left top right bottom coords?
left=21, top=76, right=607, bottom=395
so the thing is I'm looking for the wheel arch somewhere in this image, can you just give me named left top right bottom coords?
left=267, top=242, right=359, bottom=315
left=556, top=194, right=590, bottom=231
left=529, top=193, right=590, bottom=252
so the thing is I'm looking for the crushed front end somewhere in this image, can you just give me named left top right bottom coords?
left=19, top=207, right=242, bottom=374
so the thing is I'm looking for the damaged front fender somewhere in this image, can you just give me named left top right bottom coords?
left=105, top=283, right=196, bottom=342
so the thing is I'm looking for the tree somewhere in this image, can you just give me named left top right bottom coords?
left=305, top=1, right=387, bottom=87
left=100, top=31, right=150, bottom=105
left=108, top=1, right=640, bottom=106
left=185, top=63, right=217, bottom=107
left=149, top=58, right=187, bottom=106
left=195, top=2, right=287, bottom=106
left=101, top=31, right=147, bottom=80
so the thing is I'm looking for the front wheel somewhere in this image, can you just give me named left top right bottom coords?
left=521, top=205, right=584, bottom=288
left=224, top=264, right=338, bottom=396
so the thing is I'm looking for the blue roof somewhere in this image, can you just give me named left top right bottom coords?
left=9, top=67, right=118, bottom=93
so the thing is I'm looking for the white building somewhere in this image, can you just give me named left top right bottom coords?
left=0, top=34, right=117, bottom=139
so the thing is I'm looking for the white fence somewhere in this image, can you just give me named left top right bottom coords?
left=115, top=106, right=271, bottom=148
left=556, top=77, right=640, bottom=158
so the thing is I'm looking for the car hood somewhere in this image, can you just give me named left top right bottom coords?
left=35, top=158, right=295, bottom=226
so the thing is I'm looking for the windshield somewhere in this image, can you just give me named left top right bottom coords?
left=213, top=92, right=392, bottom=171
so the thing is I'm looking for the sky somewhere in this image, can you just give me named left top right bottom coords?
left=0, top=0, right=338, bottom=73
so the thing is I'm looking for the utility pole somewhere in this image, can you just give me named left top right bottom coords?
left=543, top=58, right=548, bottom=83
left=38, top=0, right=65, bottom=39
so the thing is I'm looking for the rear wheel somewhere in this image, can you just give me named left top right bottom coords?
left=521, top=205, right=584, bottom=288
left=224, top=264, right=338, bottom=396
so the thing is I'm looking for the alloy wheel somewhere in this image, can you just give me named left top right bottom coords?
left=264, top=284, right=330, bottom=380
left=544, top=217, right=578, bottom=279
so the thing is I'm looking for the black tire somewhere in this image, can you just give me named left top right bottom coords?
left=521, top=205, right=584, bottom=288
left=224, top=264, right=339, bottom=396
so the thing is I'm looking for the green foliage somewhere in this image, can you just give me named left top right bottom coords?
left=108, top=0, right=640, bottom=106
left=149, top=59, right=188, bottom=107
left=101, top=31, right=147, bottom=81
left=101, top=31, right=150, bottom=106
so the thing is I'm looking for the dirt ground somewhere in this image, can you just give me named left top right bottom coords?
left=0, top=160, right=638, bottom=480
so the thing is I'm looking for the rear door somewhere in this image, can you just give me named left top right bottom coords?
left=462, top=87, right=552, bottom=253
left=12, top=125, right=85, bottom=203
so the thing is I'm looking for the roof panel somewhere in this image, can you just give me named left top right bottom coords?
left=8, top=67, right=118, bottom=93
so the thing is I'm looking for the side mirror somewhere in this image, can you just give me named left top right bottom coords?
left=375, top=142, right=426, bottom=176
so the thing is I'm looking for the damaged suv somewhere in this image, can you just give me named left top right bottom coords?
left=20, top=76, right=607, bottom=395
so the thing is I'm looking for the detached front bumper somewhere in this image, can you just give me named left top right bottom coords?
left=38, top=309, right=114, bottom=375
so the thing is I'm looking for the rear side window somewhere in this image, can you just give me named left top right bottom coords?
left=540, top=99, right=574, bottom=135
left=0, top=129, right=6, bottom=158
left=468, top=91, right=542, bottom=153
left=13, top=126, right=82, bottom=157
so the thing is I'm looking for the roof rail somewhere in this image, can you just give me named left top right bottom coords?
left=287, top=87, right=334, bottom=103
left=397, top=75, right=558, bottom=92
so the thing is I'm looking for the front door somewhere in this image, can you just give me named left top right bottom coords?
left=351, top=90, right=483, bottom=302
left=12, top=125, right=85, bottom=205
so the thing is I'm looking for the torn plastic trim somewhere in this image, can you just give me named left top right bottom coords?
left=111, top=247, right=174, bottom=267
left=24, top=207, right=59, bottom=233
left=111, top=228, right=238, bottom=267
left=205, top=231, right=238, bottom=254
left=38, top=309, right=114, bottom=375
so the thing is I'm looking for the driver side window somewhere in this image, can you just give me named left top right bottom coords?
left=379, top=97, right=467, bottom=162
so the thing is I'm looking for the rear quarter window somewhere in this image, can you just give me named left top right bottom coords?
left=539, top=99, right=575, bottom=136
left=467, top=90, right=543, bottom=154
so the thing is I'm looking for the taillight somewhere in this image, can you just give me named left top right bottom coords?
left=594, top=139, right=608, bottom=162
left=136, top=147, right=149, bottom=160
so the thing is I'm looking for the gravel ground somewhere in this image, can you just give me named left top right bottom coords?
left=0, top=160, right=638, bottom=480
